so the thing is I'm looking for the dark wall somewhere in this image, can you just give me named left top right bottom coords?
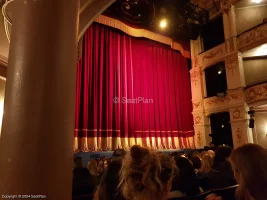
left=243, top=58, right=267, bottom=86
left=235, top=5, right=267, bottom=35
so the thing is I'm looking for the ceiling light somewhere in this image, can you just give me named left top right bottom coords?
left=160, top=19, right=167, bottom=28
left=256, top=44, right=267, bottom=56
left=222, top=125, right=224, bottom=128
left=218, top=70, right=222, bottom=74
left=252, top=0, right=261, bottom=3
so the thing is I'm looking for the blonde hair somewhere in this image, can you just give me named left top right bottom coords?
left=87, top=159, right=98, bottom=176
left=200, top=154, right=213, bottom=173
left=230, top=144, right=267, bottom=200
left=119, top=145, right=175, bottom=200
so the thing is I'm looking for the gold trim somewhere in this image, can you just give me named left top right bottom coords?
left=75, top=129, right=120, bottom=132
left=134, top=130, right=194, bottom=133
left=74, top=136, right=195, bottom=152
left=94, top=15, right=191, bottom=58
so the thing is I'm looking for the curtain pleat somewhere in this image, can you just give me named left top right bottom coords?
left=74, top=23, right=195, bottom=152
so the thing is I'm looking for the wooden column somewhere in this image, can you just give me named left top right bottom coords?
left=0, top=0, right=79, bottom=198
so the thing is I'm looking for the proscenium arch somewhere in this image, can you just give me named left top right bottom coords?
left=78, top=0, right=116, bottom=40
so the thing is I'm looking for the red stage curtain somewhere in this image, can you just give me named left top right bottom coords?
left=74, top=23, right=195, bottom=151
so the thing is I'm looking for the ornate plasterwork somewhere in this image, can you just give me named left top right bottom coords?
left=234, top=127, right=246, bottom=147
left=225, top=37, right=238, bottom=53
left=246, top=82, right=267, bottom=105
left=190, top=70, right=203, bottom=85
left=199, top=43, right=226, bottom=68
left=194, top=114, right=203, bottom=125
left=225, top=53, right=238, bottom=76
left=230, top=106, right=247, bottom=121
left=204, top=90, right=245, bottom=112
left=196, top=131, right=204, bottom=148
left=192, top=101, right=203, bottom=110
left=239, top=23, right=267, bottom=52
left=205, top=91, right=243, bottom=105
left=220, top=0, right=232, bottom=13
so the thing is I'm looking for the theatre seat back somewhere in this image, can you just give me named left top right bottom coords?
left=168, top=191, right=211, bottom=200
left=72, top=194, right=93, bottom=200
left=212, top=185, right=238, bottom=200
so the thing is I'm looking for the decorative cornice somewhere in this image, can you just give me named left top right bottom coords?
left=245, top=82, right=267, bottom=105
left=94, top=15, right=191, bottom=58
left=199, top=43, right=226, bottom=68
left=0, top=55, right=8, bottom=67
left=238, top=22, right=267, bottom=52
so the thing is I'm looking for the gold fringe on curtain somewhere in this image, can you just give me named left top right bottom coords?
left=74, top=130, right=195, bottom=152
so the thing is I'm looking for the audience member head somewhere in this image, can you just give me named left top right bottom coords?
left=207, top=150, right=215, bottom=157
left=87, top=159, right=98, bottom=176
left=212, top=145, right=232, bottom=169
left=113, top=149, right=127, bottom=158
left=230, top=144, right=267, bottom=200
left=210, top=142, right=215, bottom=148
left=190, top=155, right=201, bottom=170
left=170, top=151, right=180, bottom=158
left=120, top=145, right=175, bottom=200
left=97, top=159, right=106, bottom=175
left=200, top=154, right=213, bottom=174
left=173, top=156, right=199, bottom=196
left=200, top=151, right=208, bottom=159
left=97, top=157, right=125, bottom=200
left=73, top=156, right=83, bottom=168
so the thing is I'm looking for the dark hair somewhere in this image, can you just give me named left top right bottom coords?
left=113, top=149, right=127, bottom=158
left=97, top=158, right=125, bottom=200
left=190, top=156, right=201, bottom=169
left=212, top=145, right=232, bottom=169
left=73, top=156, right=83, bottom=168
left=170, top=151, right=180, bottom=157
left=173, top=156, right=200, bottom=196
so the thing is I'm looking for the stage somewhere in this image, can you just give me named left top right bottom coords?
left=75, top=149, right=202, bottom=167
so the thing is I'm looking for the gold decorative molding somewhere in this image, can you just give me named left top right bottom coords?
left=229, top=105, right=247, bottom=121
left=192, top=101, right=203, bottom=109
left=199, top=43, right=226, bottom=68
left=225, top=53, right=238, bottom=76
left=204, top=90, right=244, bottom=111
left=94, top=15, right=191, bottom=58
left=238, top=23, right=267, bottom=52
left=190, top=69, right=203, bottom=85
left=194, top=114, right=203, bottom=125
left=195, top=131, right=204, bottom=148
left=246, top=82, right=267, bottom=105
left=202, top=49, right=223, bottom=61
left=0, top=55, right=8, bottom=67
left=220, top=0, right=232, bottom=13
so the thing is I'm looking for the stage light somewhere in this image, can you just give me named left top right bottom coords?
left=252, top=0, right=261, bottom=3
left=218, top=70, right=222, bottom=74
left=160, top=19, right=167, bottom=28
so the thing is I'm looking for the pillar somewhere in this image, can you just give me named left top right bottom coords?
left=229, top=104, right=253, bottom=148
left=0, top=0, right=79, bottom=198
left=222, top=3, right=238, bottom=53
left=190, top=37, right=211, bottom=148
left=225, top=52, right=246, bottom=89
